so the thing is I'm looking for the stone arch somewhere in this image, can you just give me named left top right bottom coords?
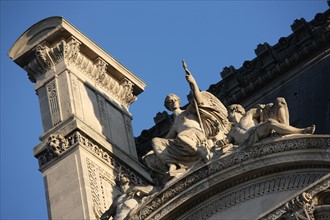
left=181, top=171, right=326, bottom=220
left=131, top=135, right=330, bottom=220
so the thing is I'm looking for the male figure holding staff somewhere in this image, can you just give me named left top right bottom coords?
left=150, top=61, right=231, bottom=177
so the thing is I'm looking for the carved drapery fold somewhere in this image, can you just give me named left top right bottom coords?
left=24, top=36, right=137, bottom=108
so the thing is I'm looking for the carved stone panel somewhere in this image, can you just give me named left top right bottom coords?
left=85, top=157, right=118, bottom=217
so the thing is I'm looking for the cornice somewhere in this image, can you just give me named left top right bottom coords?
left=18, top=36, right=137, bottom=108
left=8, top=16, right=146, bottom=96
left=209, top=9, right=330, bottom=106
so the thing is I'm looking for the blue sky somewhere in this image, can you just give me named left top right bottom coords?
left=1, top=1, right=328, bottom=219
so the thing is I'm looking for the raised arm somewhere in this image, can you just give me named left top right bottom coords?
left=182, top=60, right=204, bottom=105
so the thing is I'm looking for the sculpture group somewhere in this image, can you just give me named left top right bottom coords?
left=144, top=60, right=315, bottom=183
left=101, top=60, right=315, bottom=220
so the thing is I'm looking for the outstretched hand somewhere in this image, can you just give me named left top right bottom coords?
left=185, top=72, right=196, bottom=85
left=182, top=59, right=196, bottom=84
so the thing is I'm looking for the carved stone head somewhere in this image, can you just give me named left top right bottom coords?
left=227, top=104, right=246, bottom=124
left=116, top=173, right=130, bottom=186
left=164, top=93, right=181, bottom=111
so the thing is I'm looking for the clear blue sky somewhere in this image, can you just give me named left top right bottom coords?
left=1, top=1, right=328, bottom=219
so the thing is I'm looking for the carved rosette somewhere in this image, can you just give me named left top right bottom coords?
left=24, top=36, right=137, bottom=108
left=36, top=131, right=148, bottom=186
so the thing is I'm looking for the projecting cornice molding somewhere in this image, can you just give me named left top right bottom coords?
left=20, top=36, right=137, bottom=107
left=130, top=135, right=330, bottom=220
left=8, top=16, right=146, bottom=102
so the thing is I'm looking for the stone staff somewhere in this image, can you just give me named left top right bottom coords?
left=182, top=59, right=206, bottom=136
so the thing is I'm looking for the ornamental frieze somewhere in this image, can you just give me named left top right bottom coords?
left=36, top=131, right=147, bottom=186
left=24, top=36, right=136, bottom=108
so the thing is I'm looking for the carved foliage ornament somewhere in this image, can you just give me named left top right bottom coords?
left=48, top=134, right=69, bottom=156
left=36, top=134, right=69, bottom=169
left=24, top=37, right=136, bottom=108
left=37, top=131, right=147, bottom=186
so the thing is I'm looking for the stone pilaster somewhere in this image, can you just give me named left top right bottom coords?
left=9, top=16, right=150, bottom=219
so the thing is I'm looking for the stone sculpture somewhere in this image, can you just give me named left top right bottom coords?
left=145, top=61, right=231, bottom=181
left=100, top=173, right=158, bottom=220
left=143, top=61, right=317, bottom=188
left=227, top=98, right=315, bottom=147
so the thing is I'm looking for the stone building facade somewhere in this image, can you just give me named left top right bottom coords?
left=9, top=6, right=330, bottom=220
